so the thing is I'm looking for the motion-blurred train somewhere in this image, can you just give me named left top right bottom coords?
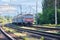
left=12, top=14, right=34, bottom=26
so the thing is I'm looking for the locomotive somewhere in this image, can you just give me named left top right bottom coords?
left=12, top=14, right=34, bottom=25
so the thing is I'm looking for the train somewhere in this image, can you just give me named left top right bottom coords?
left=12, top=14, right=34, bottom=26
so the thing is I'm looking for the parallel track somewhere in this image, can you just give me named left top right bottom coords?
left=5, top=24, right=60, bottom=40
left=13, top=27, right=60, bottom=39
left=12, top=24, right=60, bottom=30
left=23, top=25, right=60, bottom=30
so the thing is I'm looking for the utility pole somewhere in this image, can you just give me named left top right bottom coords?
left=20, top=5, right=22, bottom=15
left=55, top=0, right=57, bottom=25
left=29, top=6, right=32, bottom=14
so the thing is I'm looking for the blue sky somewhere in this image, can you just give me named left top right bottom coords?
left=0, top=0, right=42, bottom=17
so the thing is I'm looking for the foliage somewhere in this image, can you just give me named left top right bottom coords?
left=0, top=16, right=12, bottom=24
left=57, top=9, right=60, bottom=24
left=37, top=0, right=60, bottom=25
left=36, top=8, right=60, bottom=24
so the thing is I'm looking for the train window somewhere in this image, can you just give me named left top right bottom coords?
left=24, top=15, right=33, bottom=18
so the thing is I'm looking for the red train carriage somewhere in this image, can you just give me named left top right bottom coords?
left=23, top=14, right=34, bottom=25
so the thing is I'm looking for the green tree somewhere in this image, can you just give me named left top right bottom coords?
left=37, top=8, right=60, bottom=24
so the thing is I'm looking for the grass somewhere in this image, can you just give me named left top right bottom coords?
left=2, top=27, right=16, bottom=33
left=23, top=37, right=29, bottom=40
left=42, top=24, right=60, bottom=27
left=20, top=27, right=37, bottom=30
left=14, top=32, right=27, bottom=37
left=2, top=26, right=27, bottom=37
left=12, top=24, right=60, bottom=34
left=23, top=36, right=45, bottom=40
left=2, top=26, right=40, bottom=40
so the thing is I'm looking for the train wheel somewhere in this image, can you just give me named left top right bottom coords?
left=27, top=22, right=32, bottom=26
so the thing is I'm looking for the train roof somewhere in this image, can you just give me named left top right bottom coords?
left=13, top=14, right=34, bottom=19
left=23, top=14, right=33, bottom=16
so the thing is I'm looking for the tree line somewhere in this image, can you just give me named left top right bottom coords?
left=36, top=8, right=60, bottom=24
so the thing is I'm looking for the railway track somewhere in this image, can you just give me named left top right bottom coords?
left=5, top=24, right=60, bottom=40
left=34, top=26, right=60, bottom=30
left=0, top=30, right=9, bottom=40
left=6, top=23, right=60, bottom=30
left=12, top=27, right=60, bottom=39
left=0, top=27, right=15, bottom=40
left=11, top=23, right=60, bottom=30
left=23, top=25, right=60, bottom=30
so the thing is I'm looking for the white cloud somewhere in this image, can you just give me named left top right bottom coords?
left=0, top=5, right=17, bottom=13
left=2, top=0, right=10, bottom=2
left=2, top=0, right=17, bottom=2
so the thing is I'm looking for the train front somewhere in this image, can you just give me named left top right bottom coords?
left=23, top=14, right=34, bottom=25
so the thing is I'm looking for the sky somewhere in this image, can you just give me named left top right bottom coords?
left=0, top=0, right=42, bottom=17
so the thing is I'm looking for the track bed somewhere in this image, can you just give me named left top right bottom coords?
left=0, top=30, right=10, bottom=40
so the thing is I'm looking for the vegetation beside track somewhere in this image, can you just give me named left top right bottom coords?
left=4, top=24, right=59, bottom=40
left=41, top=24, right=60, bottom=27
left=12, top=24, right=59, bottom=34
left=2, top=27, right=27, bottom=37
left=2, top=26, right=27, bottom=40
left=2, top=26, right=43, bottom=40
